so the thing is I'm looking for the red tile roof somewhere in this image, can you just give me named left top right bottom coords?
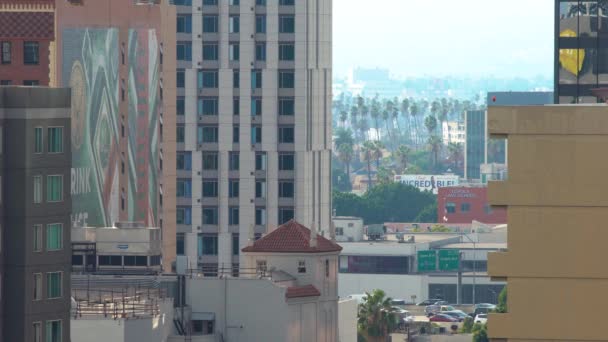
left=285, top=285, right=321, bottom=299
left=0, top=12, right=54, bottom=40
left=241, top=219, right=342, bottom=253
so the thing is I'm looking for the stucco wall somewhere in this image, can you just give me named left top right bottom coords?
left=338, top=299, right=357, bottom=342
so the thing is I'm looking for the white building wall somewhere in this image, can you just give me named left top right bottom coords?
left=333, top=217, right=364, bottom=242
left=338, top=299, right=357, bottom=342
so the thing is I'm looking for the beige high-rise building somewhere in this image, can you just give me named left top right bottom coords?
left=487, top=104, right=608, bottom=340
left=173, top=0, right=332, bottom=273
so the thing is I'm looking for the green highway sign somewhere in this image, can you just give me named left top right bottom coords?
left=417, top=250, right=437, bottom=272
left=438, top=250, right=460, bottom=271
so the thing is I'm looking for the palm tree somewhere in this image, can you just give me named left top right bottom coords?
left=400, top=98, right=411, bottom=144
left=428, top=135, right=442, bottom=170
left=372, top=140, right=384, bottom=168
left=424, top=115, right=438, bottom=138
left=447, top=142, right=463, bottom=174
left=370, top=97, right=381, bottom=140
left=409, top=101, right=420, bottom=148
left=393, top=145, right=411, bottom=174
left=357, top=289, right=399, bottom=342
left=361, top=140, right=375, bottom=190
left=337, top=143, right=354, bottom=176
left=376, top=166, right=393, bottom=185
left=334, top=127, right=354, bottom=149
left=391, top=100, right=401, bottom=142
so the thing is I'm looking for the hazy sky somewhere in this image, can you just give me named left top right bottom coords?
left=333, top=0, right=554, bottom=79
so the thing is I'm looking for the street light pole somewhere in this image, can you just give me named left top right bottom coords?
left=461, top=232, right=477, bottom=305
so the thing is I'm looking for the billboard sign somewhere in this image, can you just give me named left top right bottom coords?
left=394, top=174, right=459, bottom=194
left=438, top=250, right=460, bottom=271
left=417, top=250, right=437, bottom=272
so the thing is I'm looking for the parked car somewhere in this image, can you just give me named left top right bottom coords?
left=429, top=313, right=459, bottom=322
left=417, top=298, right=443, bottom=306
left=391, top=299, right=409, bottom=308
left=443, top=311, right=469, bottom=322
left=393, top=307, right=415, bottom=325
left=471, top=304, right=496, bottom=317
left=474, top=314, right=488, bottom=324
left=434, top=301, right=449, bottom=305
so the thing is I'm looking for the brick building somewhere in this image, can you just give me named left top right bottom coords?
left=437, top=186, right=507, bottom=225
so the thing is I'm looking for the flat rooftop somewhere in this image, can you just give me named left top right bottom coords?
left=441, top=242, right=507, bottom=250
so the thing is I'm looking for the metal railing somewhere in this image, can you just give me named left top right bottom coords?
left=71, top=287, right=168, bottom=320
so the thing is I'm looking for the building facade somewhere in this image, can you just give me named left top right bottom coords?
left=0, top=87, right=72, bottom=342
left=0, top=0, right=55, bottom=86
left=54, top=0, right=177, bottom=271
left=172, top=0, right=332, bottom=273
left=441, top=121, right=465, bottom=145
left=555, top=0, right=608, bottom=103
left=487, top=104, right=608, bottom=340
left=437, top=186, right=507, bottom=225
left=464, top=110, right=486, bottom=180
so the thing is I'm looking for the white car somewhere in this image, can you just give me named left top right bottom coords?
left=474, top=313, right=488, bottom=324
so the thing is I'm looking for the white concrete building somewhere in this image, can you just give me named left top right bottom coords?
left=174, top=0, right=333, bottom=274
left=332, top=216, right=364, bottom=242
left=442, top=121, right=465, bottom=145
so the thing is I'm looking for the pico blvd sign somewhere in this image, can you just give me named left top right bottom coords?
left=438, top=250, right=460, bottom=271
left=417, top=250, right=437, bottom=272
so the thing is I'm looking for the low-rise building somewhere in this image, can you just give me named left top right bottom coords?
left=442, top=121, right=466, bottom=145
left=333, top=216, right=364, bottom=242
left=480, top=163, right=507, bottom=184
left=437, top=186, right=507, bottom=224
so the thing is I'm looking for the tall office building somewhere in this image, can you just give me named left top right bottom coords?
left=173, top=0, right=332, bottom=272
left=0, top=87, right=72, bottom=342
left=555, top=0, right=608, bottom=103
left=464, top=110, right=486, bottom=180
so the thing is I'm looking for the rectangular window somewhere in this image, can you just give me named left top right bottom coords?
left=279, top=154, right=295, bottom=170
left=229, top=152, right=240, bottom=170
left=198, top=97, right=218, bottom=116
left=176, top=125, right=185, bottom=143
left=203, top=15, right=218, bottom=33
left=255, top=207, right=266, bottom=225
left=34, top=127, right=43, bottom=153
left=255, top=152, right=267, bottom=171
left=279, top=181, right=294, bottom=198
left=176, top=96, right=185, bottom=116
left=280, top=0, right=294, bottom=4
left=279, top=43, right=295, bottom=61
left=1, top=41, right=10, bottom=64
left=251, top=126, right=262, bottom=144
left=278, top=126, right=295, bottom=143
left=251, top=70, right=262, bottom=89
left=33, top=273, right=42, bottom=300
left=23, top=80, right=40, bottom=86
left=279, top=15, right=295, bottom=33
left=255, top=180, right=266, bottom=198
left=232, top=125, right=239, bottom=143
left=202, top=180, right=218, bottom=197
left=279, top=70, right=295, bottom=88
left=176, top=179, right=192, bottom=198
left=233, top=70, right=240, bottom=88
left=229, top=16, right=240, bottom=33
left=176, top=0, right=193, bottom=4
left=256, top=0, right=266, bottom=5
left=46, top=272, right=62, bottom=298
left=199, top=235, right=218, bottom=256
left=33, top=175, right=42, bottom=203
left=336, top=227, right=344, bottom=236
left=177, top=233, right=185, bottom=255
left=23, top=41, right=39, bottom=65
left=232, top=234, right=240, bottom=255
left=177, top=15, right=193, bottom=33
left=279, top=207, right=294, bottom=224
left=256, top=15, right=267, bottom=33
left=177, top=69, right=185, bottom=88
left=229, top=43, right=240, bottom=61
left=255, top=43, right=266, bottom=61
left=48, top=127, right=63, bottom=153
left=446, top=202, right=456, bottom=214
left=461, top=203, right=471, bottom=213
left=202, top=207, right=218, bottom=225
left=198, top=126, right=219, bottom=143
left=233, top=98, right=240, bottom=116
left=33, top=224, right=42, bottom=252
left=202, top=0, right=216, bottom=4
left=202, top=43, right=218, bottom=60
left=33, top=322, right=41, bottom=342
left=198, top=70, right=218, bottom=89
left=46, top=223, right=63, bottom=251
left=176, top=206, right=192, bottom=225
left=230, top=0, right=239, bottom=4
left=251, top=98, right=262, bottom=116
left=177, top=41, right=192, bottom=61
left=298, top=260, right=306, bottom=273
left=229, top=207, right=239, bottom=225
left=229, top=180, right=239, bottom=198
left=177, top=152, right=192, bottom=170
left=46, top=175, right=63, bottom=202
left=0, top=80, right=11, bottom=85
left=46, top=320, right=62, bottom=342
left=202, top=152, right=218, bottom=170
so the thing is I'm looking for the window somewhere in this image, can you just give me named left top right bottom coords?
left=326, top=259, right=330, bottom=277
left=229, top=180, right=239, bottom=198
left=46, top=320, right=62, bottom=342
left=229, top=152, right=239, bottom=170
left=203, top=207, right=218, bottom=225
left=279, top=154, right=295, bottom=170
left=177, top=15, right=192, bottom=33
left=198, top=126, right=219, bottom=143
left=229, top=43, right=239, bottom=61
left=342, top=255, right=410, bottom=275
left=46, top=272, right=62, bottom=298
left=229, top=16, right=240, bottom=33
left=298, top=260, right=306, bottom=273
left=198, top=98, right=218, bottom=116
left=256, top=0, right=266, bottom=5
left=177, top=233, right=185, bottom=255
left=23, top=80, right=40, bottom=86
left=175, top=0, right=193, bottom=4
left=46, top=223, right=63, bottom=250
left=279, top=181, right=294, bottom=198
left=99, top=255, right=122, bottom=266
left=177, top=125, right=185, bottom=143
left=255, top=180, right=266, bottom=198
left=177, top=69, right=185, bottom=88
left=484, top=204, right=493, bottom=215
left=33, top=175, right=42, bottom=203
left=251, top=70, right=262, bottom=88
left=124, top=256, right=147, bottom=266
left=256, top=15, right=267, bottom=33
left=202, top=180, right=218, bottom=197
left=46, top=175, right=63, bottom=202
left=177, top=42, right=192, bottom=61
left=33, top=322, right=41, bottom=342
left=202, top=152, right=218, bottom=170
left=203, top=15, right=218, bottom=33
left=176, top=206, right=192, bottom=225
left=279, top=15, right=295, bottom=33
left=1, top=42, right=10, bottom=64
left=233, top=98, right=240, bottom=116
left=279, top=207, right=294, bottom=224
left=278, top=99, right=295, bottom=117
left=461, top=203, right=471, bottom=213
left=336, top=227, right=344, bottom=236
left=48, top=127, right=63, bottom=153
left=279, top=70, right=295, bottom=88
left=230, top=0, right=239, bottom=4
left=446, top=202, right=456, bottom=214
left=202, top=0, right=216, bottom=4
left=279, top=43, right=295, bottom=61
left=251, top=126, right=262, bottom=144
left=33, top=273, right=42, bottom=300
left=256, top=260, right=267, bottom=275
left=0, top=80, right=11, bottom=85
left=280, top=0, right=294, bottom=4
left=177, top=179, right=192, bottom=198
left=229, top=207, right=239, bottom=225
left=255, top=207, right=266, bottom=225
left=251, top=98, right=262, bottom=116
left=278, top=126, right=295, bottom=143
left=192, top=320, right=214, bottom=335
left=199, top=234, right=218, bottom=255
left=232, top=125, right=239, bottom=143
left=202, top=43, right=218, bottom=60
left=34, top=127, right=43, bottom=153
left=255, top=43, right=266, bottom=61
left=33, top=224, right=42, bottom=252
left=255, top=152, right=267, bottom=171
left=233, top=70, right=240, bottom=88
left=23, top=41, right=39, bottom=65
left=177, top=152, right=192, bottom=170
left=232, top=234, right=240, bottom=255
left=198, top=70, right=218, bottom=89
left=176, top=96, right=185, bottom=116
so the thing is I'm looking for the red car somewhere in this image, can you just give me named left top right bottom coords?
left=429, top=313, right=459, bottom=322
